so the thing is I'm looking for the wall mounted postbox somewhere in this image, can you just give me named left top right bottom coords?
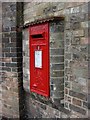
left=29, top=23, right=50, bottom=97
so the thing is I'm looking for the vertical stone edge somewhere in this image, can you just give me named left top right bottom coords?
left=0, top=1, right=2, bottom=119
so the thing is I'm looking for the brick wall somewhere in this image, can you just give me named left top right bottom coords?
left=50, top=21, right=64, bottom=103
left=0, top=2, right=2, bottom=118
left=64, top=3, right=89, bottom=117
left=1, top=2, right=23, bottom=118
left=1, top=1, right=89, bottom=119
left=23, top=2, right=89, bottom=118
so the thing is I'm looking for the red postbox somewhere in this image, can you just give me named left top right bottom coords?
left=29, top=22, right=50, bottom=97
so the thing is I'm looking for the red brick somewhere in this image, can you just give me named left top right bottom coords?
left=65, top=88, right=69, bottom=94
left=1, top=58, right=12, bottom=62
left=72, top=98, right=82, bottom=106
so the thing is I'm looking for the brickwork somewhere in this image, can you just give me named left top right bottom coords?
left=1, top=2, right=23, bottom=119
left=50, top=21, right=64, bottom=102
left=0, top=1, right=89, bottom=119
left=23, top=20, right=65, bottom=113
left=1, top=2, right=19, bottom=118
left=0, top=2, right=2, bottom=118
left=64, top=3, right=89, bottom=117
left=23, top=2, right=89, bottom=118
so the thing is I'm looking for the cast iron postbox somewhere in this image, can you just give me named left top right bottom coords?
left=30, top=23, right=50, bottom=97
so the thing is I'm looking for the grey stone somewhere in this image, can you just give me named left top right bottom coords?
left=69, top=104, right=86, bottom=115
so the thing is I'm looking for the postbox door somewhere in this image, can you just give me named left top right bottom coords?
left=30, top=23, right=49, bottom=97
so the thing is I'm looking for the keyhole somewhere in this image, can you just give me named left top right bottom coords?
left=37, top=46, right=40, bottom=50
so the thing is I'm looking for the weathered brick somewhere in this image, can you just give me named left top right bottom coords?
left=2, top=38, right=9, bottom=43
left=2, top=33, right=10, bottom=38
left=65, top=95, right=71, bottom=103
left=5, top=53, right=17, bottom=57
left=11, top=47, right=22, bottom=52
left=2, top=67, right=11, bottom=72
left=50, top=49, right=64, bottom=55
left=5, top=43, right=16, bottom=47
left=51, top=71, right=64, bottom=77
left=50, top=56, right=64, bottom=63
left=50, top=64, right=64, bottom=70
left=12, top=58, right=22, bottom=62
left=69, top=104, right=86, bottom=115
left=5, top=63, right=17, bottom=67
left=1, top=58, right=12, bottom=62
left=2, top=48, right=10, bottom=52
left=69, top=90, right=87, bottom=101
left=65, top=88, right=69, bottom=94
left=72, top=98, right=82, bottom=106
left=11, top=37, right=16, bottom=42
left=50, top=78, right=64, bottom=85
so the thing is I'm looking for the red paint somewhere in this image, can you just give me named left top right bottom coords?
left=29, top=23, right=50, bottom=97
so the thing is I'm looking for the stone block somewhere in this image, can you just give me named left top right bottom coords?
left=73, top=30, right=84, bottom=37
left=50, top=64, right=64, bottom=70
left=69, top=104, right=86, bottom=115
left=50, top=49, right=64, bottom=55
left=72, top=62, right=88, bottom=79
left=81, top=3, right=88, bottom=13
left=50, top=56, right=64, bottom=63
left=2, top=67, right=11, bottom=72
left=71, top=37, right=80, bottom=45
left=72, top=81, right=87, bottom=93
left=51, top=71, right=64, bottom=77
left=50, top=78, right=64, bottom=85
left=50, top=41, right=64, bottom=48
left=65, top=53, right=72, bottom=60
left=70, top=22, right=80, bottom=30
left=81, top=21, right=88, bottom=28
left=69, top=90, right=87, bottom=101
left=80, top=37, right=88, bottom=44
left=70, top=7, right=80, bottom=14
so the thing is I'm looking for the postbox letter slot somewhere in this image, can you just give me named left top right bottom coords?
left=32, top=34, right=43, bottom=38
left=31, top=32, right=44, bottom=39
